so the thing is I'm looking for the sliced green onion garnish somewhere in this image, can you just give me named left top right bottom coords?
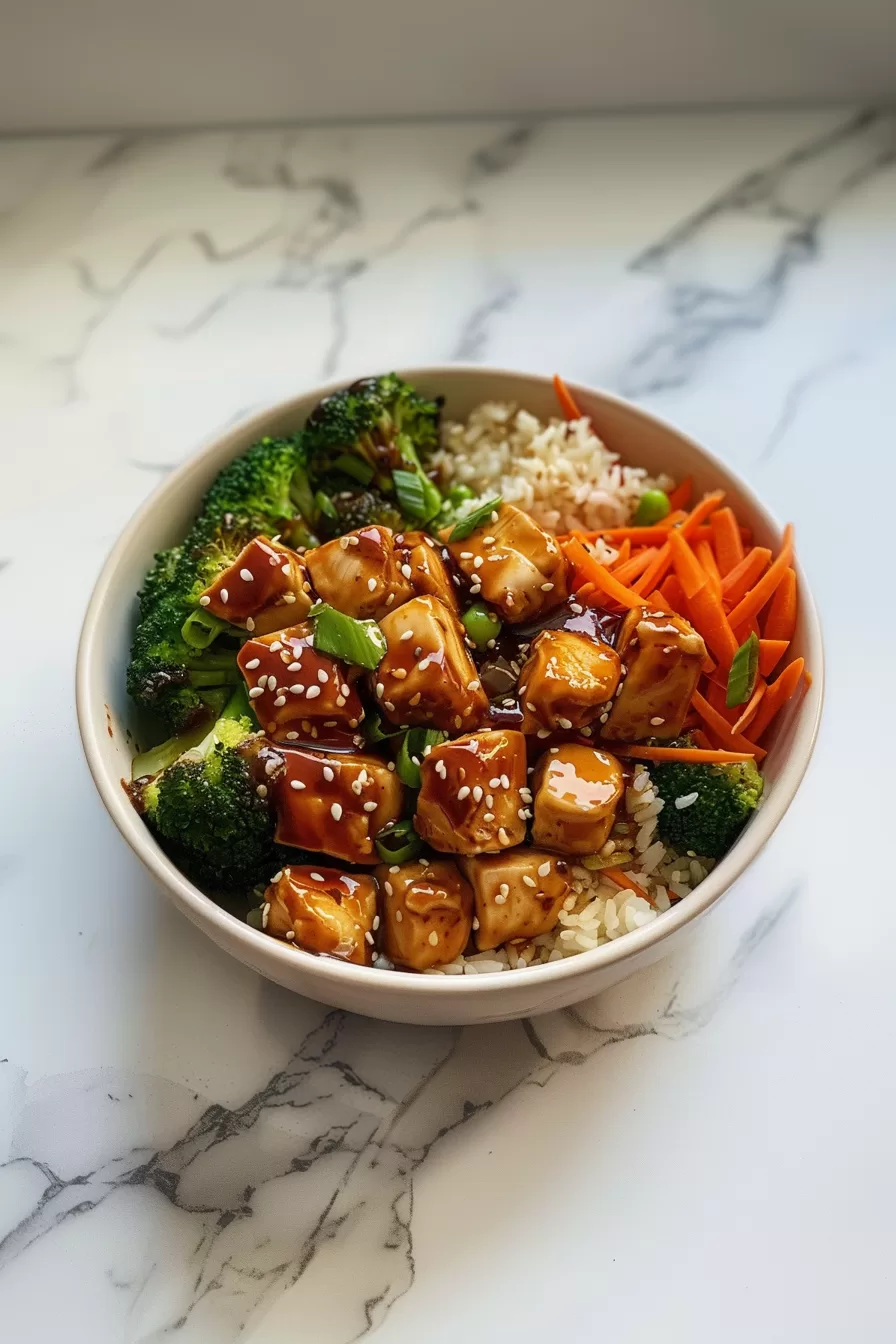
left=131, top=722, right=209, bottom=780
left=396, top=728, right=447, bottom=788
left=393, top=468, right=442, bottom=524
left=365, top=711, right=405, bottom=745
left=448, top=496, right=503, bottom=542
left=726, top=631, right=760, bottom=708
left=314, top=490, right=339, bottom=523
left=375, top=819, right=423, bottom=864
left=246, top=905, right=266, bottom=930
left=181, top=607, right=230, bottom=649
left=310, top=601, right=386, bottom=670
left=334, top=453, right=375, bottom=486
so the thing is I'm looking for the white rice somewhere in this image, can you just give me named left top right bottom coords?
left=434, top=402, right=671, bottom=535
left=426, top=767, right=714, bottom=975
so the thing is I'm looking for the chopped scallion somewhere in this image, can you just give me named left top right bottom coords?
left=726, top=631, right=760, bottom=708
left=448, top=496, right=503, bottom=542
left=310, top=601, right=386, bottom=670
left=396, top=728, right=447, bottom=788
left=374, top=819, right=424, bottom=864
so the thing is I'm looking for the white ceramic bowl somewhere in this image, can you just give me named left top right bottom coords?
left=77, top=367, right=823, bottom=1025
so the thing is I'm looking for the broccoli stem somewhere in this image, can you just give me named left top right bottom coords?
left=132, top=723, right=209, bottom=780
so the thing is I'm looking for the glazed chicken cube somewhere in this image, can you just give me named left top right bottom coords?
left=414, top=729, right=528, bottom=855
left=445, top=503, right=568, bottom=624
left=519, top=629, right=622, bottom=735
left=396, top=530, right=461, bottom=615
left=270, top=748, right=404, bottom=865
left=237, top=623, right=364, bottom=741
left=376, top=858, right=473, bottom=970
left=376, top=595, right=488, bottom=732
left=201, top=535, right=313, bottom=633
left=264, top=865, right=377, bottom=965
left=305, top=524, right=413, bottom=620
left=601, top=606, right=706, bottom=743
left=531, top=744, right=624, bottom=855
left=457, top=849, right=570, bottom=951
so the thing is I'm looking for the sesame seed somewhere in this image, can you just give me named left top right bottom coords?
left=467, top=679, right=481, bottom=691
left=615, top=682, right=624, bottom=696
left=518, top=808, right=528, bottom=819
left=400, top=629, right=413, bottom=642
left=490, top=510, right=498, bottom=522
left=256, top=783, right=268, bottom=798
left=472, top=785, right=483, bottom=802
left=261, top=903, right=270, bottom=929
left=376, top=682, right=385, bottom=697
left=336, top=695, right=346, bottom=707
left=385, top=701, right=396, bottom=712
left=372, top=914, right=380, bottom=931
left=240, top=568, right=254, bottom=582
left=331, top=803, right=343, bottom=821
left=540, top=582, right=554, bottom=592
left=675, top=792, right=699, bottom=810
left=582, top=725, right=593, bottom=735
left=549, top=747, right=559, bottom=755
left=395, top=909, right=403, bottom=922
left=367, top=577, right=377, bottom=592
left=488, top=777, right=501, bottom=789
left=199, top=594, right=211, bottom=607
left=454, top=715, right=462, bottom=729
left=417, top=656, right=431, bottom=671
left=279, top=598, right=293, bottom=608
left=483, top=812, right=495, bottom=822
left=387, top=761, right=395, bottom=771
left=498, top=828, right=511, bottom=845
left=288, top=661, right=302, bottom=672
left=400, top=564, right=412, bottom=580
left=245, top=657, right=260, bottom=670
left=310, top=872, right=324, bottom=882
left=248, top=687, right=264, bottom=699
left=273, top=695, right=286, bottom=707
left=323, top=766, right=334, bottom=781
left=650, top=716, right=665, bottom=726
left=428, top=931, right=439, bottom=946
left=570, top=602, right=583, bottom=614
left=389, top=864, right=400, bottom=874
left=473, top=556, right=483, bottom=569
left=599, top=713, right=609, bottom=724
left=281, top=563, right=291, bottom=576
left=348, top=535, right=360, bottom=546
left=557, top=717, right=573, bottom=730
left=365, top=931, right=375, bottom=945
left=500, top=774, right=510, bottom=789
left=482, top=535, right=495, bottom=545
left=486, top=794, right=494, bottom=807
left=457, top=785, right=471, bottom=800
left=506, top=593, right=514, bottom=608
left=267, top=674, right=278, bottom=690
left=460, top=551, right=473, bottom=560
left=386, top=593, right=395, bottom=606
left=538, top=861, right=551, bottom=876
left=317, top=669, right=329, bottom=684
left=290, top=779, right=305, bottom=791
left=523, top=875, right=537, bottom=888
left=305, top=686, right=321, bottom=699
left=286, top=731, right=299, bottom=740
left=290, top=684, right=305, bottom=695
left=409, top=692, right=421, bottom=706
left=220, top=588, right=229, bottom=603
left=392, top=667, right=407, bottom=679
left=363, top=801, right=377, bottom=812
left=339, top=537, right=350, bottom=550
left=495, top=892, right=508, bottom=905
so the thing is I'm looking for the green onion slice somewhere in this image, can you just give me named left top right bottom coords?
left=309, top=601, right=386, bottom=670
left=365, top=711, right=405, bottom=745
left=374, top=819, right=424, bottom=864
left=181, top=607, right=230, bottom=649
left=314, top=490, right=339, bottom=523
left=396, top=728, right=448, bottom=788
left=448, top=496, right=503, bottom=542
left=726, top=631, right=760, bottom=708
left=334, top=453, right=375, bottom=486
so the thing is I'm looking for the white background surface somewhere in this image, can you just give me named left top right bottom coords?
left=2, top=0, right=896, bottom=130
left=0, top=107, right=894, bottom=1341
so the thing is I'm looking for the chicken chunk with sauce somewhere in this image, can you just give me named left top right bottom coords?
left=531, top=744, right=624, bottom=855
left=376, top=595, right=488, bottom=732
left=445, top=503, right=568, bottom=624
left=396, top=530, right=461, bottom=615
left=376, top=858, right=473, bottom=970
left=201, top=535, right=313, bottom=633
left=601, top=606, right=706, bottom=743
left=264, top=866, right=377, bottom=965
left=519, top=628, right=621, bottom=735
left=458, top=849, right=569, bottom=950
left=414, top=729, right=528, bottom=855
left=268, top=747, right=404, bottom=865
left=237, top=623, right=364, bottom=741
left=305, top=525, right=413, bottom=621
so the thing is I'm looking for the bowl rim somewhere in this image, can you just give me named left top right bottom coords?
left=76, top=364, right=824, bottom=1001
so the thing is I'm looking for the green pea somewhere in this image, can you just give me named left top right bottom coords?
left=448, top=483, right=475, bottom=507
left=633, top=488, right=671, bottom=526
left=462, top=602, right=502, bottom=648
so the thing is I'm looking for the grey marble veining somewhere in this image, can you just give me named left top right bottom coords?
left=0, top=109, right=894, bottom=1342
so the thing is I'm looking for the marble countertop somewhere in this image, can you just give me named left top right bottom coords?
left=1, top=107, right=894, bottom=1343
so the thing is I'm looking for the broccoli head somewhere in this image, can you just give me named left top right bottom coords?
left=128, top=434, right=312, bottom=731
left=650, top=747, right=764, bottom=860
left=325, top=488, right=403, bottom=535
left=305, top=374, right=443, bottom=515
left=134, top=693, right=279, bottom=891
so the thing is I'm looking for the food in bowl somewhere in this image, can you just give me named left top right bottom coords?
left=126, top=372, right=808, bottom=976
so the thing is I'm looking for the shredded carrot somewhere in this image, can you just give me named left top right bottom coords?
left=659, top=508, right=688, bottom=530
left=633, top=491, right=726, bottom=595
left=691, top=729, right=715, bottom=751
left=667, top=476, right=693, bottom=511
left=720, top=547, right=772, bottom=604
left=620, top=745, right=756, bottom=764
left=584, top=525, right=675, bottom=545
left=667, top=530, right=738, bottom=664
left=668, top=529, right=707, bottom=600
left=563, top=538, right=645, bottom=609
left=730, top=680, right=767, bottom=736
left=613, top=547, right=658, bottom=585
left=696, top=539, right=723, bottom=599
left=553, top=372, right=584, bottom=421
left=758, top=638, right=789, bottom=677
left=710, top=507, right=745, bottom=575
left=749, top=658, right=805, bottom=740
left=727, top=526, right=794, bottom=630
left=608, top=537, right=632, bottom=569
left=660, top=574, right=685, bottom=611
left=764, top=566, right=797, bottom=643
left=646, top=588, right=674, bottom=614
left=603, top=867, right=653, bottom=903
left=691, top=690, right=766, bottom=760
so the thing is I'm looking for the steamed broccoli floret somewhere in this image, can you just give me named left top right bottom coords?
left=127, top=435, right=311, bottom=731
left=326, top=488, right=403, bottom=534
left=650, top=748, right=764, bottom=860
left=135, top=691, right=279, bottom=890
left=305, top=374, right=442, bottom=514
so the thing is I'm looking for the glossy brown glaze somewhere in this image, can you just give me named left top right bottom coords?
left=445, top=503, right=568, bottom=624
left=264, top=866, right=377, bottom=965
left=415, top=728, right=528, bottom=854
left=271, top=747, right=404, bottom=864
left=601, top=606, right=706, bottom=743
left=396, top=530, right=462, bottom=615
left=375, top=858, right=473, bottom=970
left=236, top=622, right=365, bottom=742
left=376, top=594, right=489, bottom=732
left=518, top=628, right=622, bottom=734
left=531, top=744, right=624, bottom=855
left=305, top=525, right=414, bottom=620
left=202, top=536, right=313, bottom=632
left=457, top=849, right=570, bottom=950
